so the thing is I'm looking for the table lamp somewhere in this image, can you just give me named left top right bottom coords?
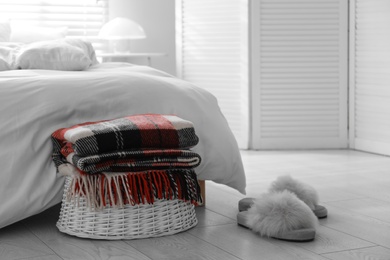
left=99, top=17, right=146, bottom=53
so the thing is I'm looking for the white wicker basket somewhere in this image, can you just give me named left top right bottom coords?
left=57, top=177, right=198, bottom=240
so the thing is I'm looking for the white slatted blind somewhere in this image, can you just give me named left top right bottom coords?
left=352, top=0, right=390, bottom=155
left=176, top=0, right=249, bottom=149
left=0, top=0, right=108, bottom=52
left=251, top=0, right=348, bottom=149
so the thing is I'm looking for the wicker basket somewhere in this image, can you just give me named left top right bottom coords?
left=57, top=177, right=198, bottom=240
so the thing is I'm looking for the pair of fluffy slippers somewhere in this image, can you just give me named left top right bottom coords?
left=237, top=175, right=327, bottom=242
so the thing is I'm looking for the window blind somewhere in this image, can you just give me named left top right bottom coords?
left=176, top=0, right=249, bottom=149
left=351, top=0, right=390, bottom=155
left=0, top=0, right=108, bottom=52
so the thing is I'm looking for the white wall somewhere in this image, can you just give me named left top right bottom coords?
left=108, top=0, right=176, bottom=76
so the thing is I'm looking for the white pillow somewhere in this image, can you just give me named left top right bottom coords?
left=0, top=42, right=22, bottom=71
left=0, top=58, right=10, bottom=71
left=16, top=39, right=93, bottom=71
left=10, top=24, right=67, bottom=43
left=0, top=20, right=11, bottom=42
left=62, top=38, right=99, bottom=66
left=0, top=45, right=12, bottom=70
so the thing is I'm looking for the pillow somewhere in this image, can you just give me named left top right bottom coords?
left=0, top=46, right=12, bottom=70
left=10, top=24, right=67, bottom=43
left=0, top=20, right=11, bottom=42
left=16, top=39, right=93, bottom=71
left=62, top=38, right=99, bottom=65
left=0, top=58, right=10, bottom=71
left=0, top=43, right=22, bottom=71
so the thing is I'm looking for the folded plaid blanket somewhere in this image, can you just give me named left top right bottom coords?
left=51, top=114, right=199, bottom=162
left=60, top=164, right=202, bottom=208
left=66, top=149, right=201, bottom=174
left=51, top=114, right=202, bottom=208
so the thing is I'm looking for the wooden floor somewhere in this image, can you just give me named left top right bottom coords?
left=1, top=149, right=390, bottom=260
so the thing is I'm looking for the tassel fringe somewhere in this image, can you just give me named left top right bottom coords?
left=65, top=169, right=203, bottom=210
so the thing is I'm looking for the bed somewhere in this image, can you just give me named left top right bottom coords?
left=0, top=41, right=246, bottom=229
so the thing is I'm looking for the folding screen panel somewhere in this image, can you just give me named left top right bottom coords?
left=251, top=0, right=348, bottom=149
left=350, top=0, right=390, bottom=155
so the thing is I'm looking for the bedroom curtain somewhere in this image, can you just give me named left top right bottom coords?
left=0, top=0, right=108, bottom=52
left=176, top=0, right=250, bottom=149
left=349, top=0, right=390, bottom=156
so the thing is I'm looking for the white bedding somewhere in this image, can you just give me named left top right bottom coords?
left=0, top=62, right=246, bottom=229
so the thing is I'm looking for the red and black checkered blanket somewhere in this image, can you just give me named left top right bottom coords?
left=65, top=149, right=201, bottom=173
left=51, top=114, right=200, bottom=171
left=51, top=114, right=202, bottom=207
left=52, top=113, right=199, bottom=155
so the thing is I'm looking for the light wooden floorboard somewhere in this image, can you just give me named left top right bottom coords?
left=319, top=204, right=390, bottom=249
left=22, top=211, right=151, bottom=260
left=269, top=224, right=374, bottom=255
left=22, top=255, right=63, bottom=260
left=0, top=221, right=54, bottom=260
left=326, top=198, right=390, bottom=224
left=1, top=150, right=390, bottom=259
left=194, top=206, right=236, bottom=228
left=126, top=231, right=241, bottom=260
left=189, top=224, right=330, bottom=260
left=323, top=246, right=390, bottom=260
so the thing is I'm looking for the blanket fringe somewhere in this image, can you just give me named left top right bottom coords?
left=65, top=169, right=202, bottom=210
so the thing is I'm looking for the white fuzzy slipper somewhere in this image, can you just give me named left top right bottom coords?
left=237, top=190, right=317, bottom=242
left=239, top=175, right=328, bottom=218
left=269, top=175, right=327, bottom=218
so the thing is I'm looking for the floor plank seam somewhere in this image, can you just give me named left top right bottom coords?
left=187, top=228, right=243, bottom=260
left=382, top=245, right=390, bottom=250
left=265, top=236, right=326, bottom=257
left=317, top=222, right=379, bottom=247
left=197, top=223, right=237, bottom=229
left=364, top=196, right=390, bottom=205
left=322, top=202, right=390, bottom=225
left=321, top=196, right=368, bottom=203
left=320, top=245, right=380, bottom=256
left=203, top=207, right=237, bottom=221
left=121, top=241, right=154, bottom=260
left=16, top=253, right=64, bottom=260
left=21, top=221, right=65, bottom=260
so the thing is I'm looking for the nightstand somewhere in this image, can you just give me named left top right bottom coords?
left=96, top=53, right=167, bottom=67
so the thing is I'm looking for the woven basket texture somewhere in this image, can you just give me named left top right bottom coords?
left=57, top=177, right=198, bottom=240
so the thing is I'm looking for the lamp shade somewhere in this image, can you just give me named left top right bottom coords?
left=98, top=17, right=146, bottom=40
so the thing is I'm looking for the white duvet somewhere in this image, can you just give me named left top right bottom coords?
left=0, top=62, right=246, bottom=229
